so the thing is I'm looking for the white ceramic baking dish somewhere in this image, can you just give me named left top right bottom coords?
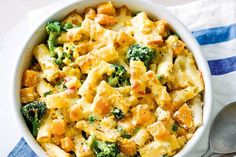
left=12, top=0, right=212, bottom=156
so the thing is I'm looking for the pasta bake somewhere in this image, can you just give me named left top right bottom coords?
left=20, top=1, right=204, bottom=157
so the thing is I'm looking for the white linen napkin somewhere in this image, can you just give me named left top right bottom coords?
left=3, top=0, right=236, bottom=156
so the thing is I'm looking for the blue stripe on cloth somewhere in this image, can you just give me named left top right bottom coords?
left=208, top=56, right=236, bottom=75
left=192, top=23, right=236, bottom=45
left=8, top=137, right=38, bottom=157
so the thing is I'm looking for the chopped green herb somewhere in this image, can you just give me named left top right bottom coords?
left=43, top=91, right=52, bottom=97
left=117, top=126, right=132, bottom=139
left=162, top=154, right=168, bottom=157
left=88, top=115, right=96, bottom=123
left=121, top=133, right=132, bottom=139
left=172, top=124, right=178, bottom=132
left=111, top=108, right=124, bottom=120
left=157, top=74, right=163, bottom=81
left=63, top=84, right=67, bottom=90
left=131, top=11, right=141, bottom=17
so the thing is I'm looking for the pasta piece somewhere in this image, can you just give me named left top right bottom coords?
left=92, top=94, right=110, bottom=117
left=64, top=76, right=81, bottom=89
left=58, top=27, right=82, bottom=44
left=74, top=133, right=94, bottom=157
left=170, top=53, right=204, bottom=92
left=155, top=107, right=171, bottom=121
left=131, top=128, right=150, bottom=147
left=139, top=141, right=169, bottom=157
left=138, top=94, right=157, bottom=110
left=147, top=121, right=171, bottom=140
left=69, top=98, right=91, bottom=121
left=169, top=54, right=190, bottom=89
left=20, top=87, right=37, bottom=103
left=36, top=76, right=54, bottom=97
left=42, top=143, right=70, bottom=157
left=91, top=44, right=119, bottom=61
left=76, top=54, right=102, bottom=74
left=131, top=12, right=163, bottom=46
left=189, top=95, right=203, bottom=128
left=60, top=137, right=74, bottom=152
left=79, top=18, right=118, bottom=48
left=95, top=14, right=117, bottom=26
left=97, top=1, right=116, bottom=16
left=85, top=8, right=96, bottom=20
left=51, top=119, right=66, bottom=136
left=174, top=103, right=193, bottom=129
left=118, top=139, right=137, bottom=156
left=111, top=6, right=132, bottom=32
left=155, top=19, right=169, bottom=37
left=131, top=104, right=156, bottom=126
left=22, top=70, right=38, bottom=87
left=130, top=60, right=146, bottom=98
left=33, top=44, right=60, bottom=82
left=170, top=86, right=198, bottom=110
left=100, top=116, right=117, bottom=129
left=76, top=120, right=119, bottom=142
left=156, top=46, right=173, bottom=83
left=45, top=92, right=71, bottom=108
left=76, top=45, right=118, bottom=74
left=37, top=117, right=52, bottom=143
left=95, top=81, right=130, bottom=114
left=166, top=35, right=185, bottom=56
left=62, top=12, right=83, bottom=26
left=115, top=86, right=131, bottom=97
left=74, top=40, right=94, bottom=56
left=117, top=118, right=135, bottom=136
left=185, top=53, right=204, bottom=92
left=164, top=135, right=180, bottom=153
left=145, top=71, right=171, bottom=107
left=78, top=62, right=114, bottom=102
left=115, top=31, right=136, bottom=55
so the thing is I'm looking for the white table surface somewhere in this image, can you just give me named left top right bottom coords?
left=0, top=0, right=196, bottom=156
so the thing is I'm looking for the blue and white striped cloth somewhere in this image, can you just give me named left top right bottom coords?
left=8, top=0, right=236, bottom=156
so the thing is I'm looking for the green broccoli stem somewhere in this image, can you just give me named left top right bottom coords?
left=32, top=120, right=40, bottom=137
left=48, top=33, right=57, bottom=56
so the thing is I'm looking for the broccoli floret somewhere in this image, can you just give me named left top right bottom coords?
left=108, top=64, right=130, bottom=87
left=45, top=21, right=65, bottom=56
left=127, top=44, right=155, bottom=68
left=111, top=108, right=124, bottom=120
left=63, top=22, right=73, bottom=29
left=91, top=138, right=119, bottom=157
left=21, top=101, right=47, bottom=137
